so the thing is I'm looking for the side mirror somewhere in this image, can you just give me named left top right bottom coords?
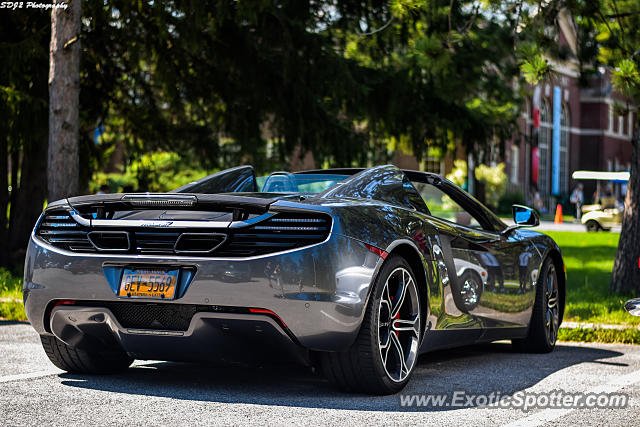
left=624, top=299, right=640, bottom=316
left=513, top=205, right=539, bottom=227
left=501, top=205, right=539, bottom=237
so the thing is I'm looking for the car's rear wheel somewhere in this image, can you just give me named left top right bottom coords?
left=321, top=255, right=422, bottom=394
left=512, top=257, right=560, bottom=353
left=585, top=220, right=601, bottom=232
left=40, top=335, right=133, bottom=374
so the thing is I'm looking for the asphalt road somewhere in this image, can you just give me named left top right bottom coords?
left=2, top=321, right=639, bottom=426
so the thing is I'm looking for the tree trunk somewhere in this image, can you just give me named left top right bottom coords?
left=9, top=135, right=48, bottom=266
left=0, top=136, right=8, bottom=266
left=48, top=0, right=81, bottom=202
left=8, top=148, right=19, bottom=236
left=610, top=126, right=640, bottom=294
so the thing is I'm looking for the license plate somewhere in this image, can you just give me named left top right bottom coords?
left=118, top=268, right=179, bottom=299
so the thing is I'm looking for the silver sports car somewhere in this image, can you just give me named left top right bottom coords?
left=24, top=165, right=564, bottom=395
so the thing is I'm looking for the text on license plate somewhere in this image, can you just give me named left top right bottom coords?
left=118, top=269, right=179, bottom=299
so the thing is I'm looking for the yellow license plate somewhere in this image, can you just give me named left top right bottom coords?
left=118, top=268, right=179, bottom=299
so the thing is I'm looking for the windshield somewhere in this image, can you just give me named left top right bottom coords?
left=258, top=173, right=349, bottom=193
left=175, top=166, right=349, bottom=195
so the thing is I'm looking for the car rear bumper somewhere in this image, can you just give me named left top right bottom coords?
left=24, top=232, right=383, bottom=352
left=50, top=305, right=310, bottom=365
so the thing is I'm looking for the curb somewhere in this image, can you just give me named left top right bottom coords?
left=560, top=321, right=638, bottom=331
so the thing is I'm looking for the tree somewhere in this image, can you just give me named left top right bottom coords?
left=0, top=8, right=50, bottom=267
left=336, top=0, right=526, bottom=163
left=76, top=0, right=525, bottom=172
left=0, top=0, right=534, bottom=269
left=517, top=0, right=640, bottom=293
left=48, top=0, right=81, bottom=201
left=526, top=0, right=640, bottom=294
left=576, top=0, right=640, bottom=294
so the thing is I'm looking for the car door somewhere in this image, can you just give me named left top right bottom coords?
left=408, top=173, right=535, bottom=328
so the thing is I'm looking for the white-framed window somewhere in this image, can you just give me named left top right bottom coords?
left=523, top=98, right=530, bottom=120
left=560, top=104, right=570, bottom=193
left=619, top=115, right=624, bottom=135
left=424, top=156, right=444, bottom=175
left=510, top=145, right=519, bottom=184
left=608, top=104, right=614, bottom=132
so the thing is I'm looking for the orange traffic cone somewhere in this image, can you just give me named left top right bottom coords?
left=554, top=204, right=563, bottom=224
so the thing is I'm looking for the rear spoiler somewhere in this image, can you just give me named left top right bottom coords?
left=46, top=193, right=285, bottom=225
left=61, top=193, right=278, bottom=211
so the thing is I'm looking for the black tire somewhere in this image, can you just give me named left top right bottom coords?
left=40, top=335, right=133, bottom=374
left=512, top=257, right=560, bottom=353
left=321, top=255, right=422, bottom=395
left=585, top=220, right=601, bottom=232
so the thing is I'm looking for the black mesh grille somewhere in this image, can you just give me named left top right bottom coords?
left=36, top=211, right=331, bottom=257
left=107, top=303, right=197, bottom=331
left=88, top=231, right=130, bottom=251
left=175, top=233, right=227, bottom=253
left=134, top=231, right=181, bottom=253
left=81, top=302, right=249, bottom=331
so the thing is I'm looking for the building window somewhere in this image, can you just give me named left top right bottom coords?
left=510, top=145, right=519, bottom=184
left=538, top=100, right=551, bottom=201
left=424, top=156, right=444, bottom=175
left=608, top=104, right=614, bottom=132
left=560, top=104, right=570, bottom=193
left=618, top=115, right=624, bottom=135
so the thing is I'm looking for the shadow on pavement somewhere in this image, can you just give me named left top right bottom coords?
left=58, top=342, right=624, bottom=412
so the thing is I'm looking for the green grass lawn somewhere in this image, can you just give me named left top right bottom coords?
left=542, top=231, right=636, bottom=327
left=0, top=268, right=25, bottom=320
left=558, top=327, right=640, bottom=345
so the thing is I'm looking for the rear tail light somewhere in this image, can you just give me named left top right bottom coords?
left=53, top=300, right=76, bottom=307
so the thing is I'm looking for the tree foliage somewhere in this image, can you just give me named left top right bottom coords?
left=91, top=151, right=210, bottom=193
left=566, top=0, right=640, bottom=294
left=0, top=10, right=50, bottom=267
left=1, top=0, right=532, bottom=269
left=79, top=0, right=525, bottom=173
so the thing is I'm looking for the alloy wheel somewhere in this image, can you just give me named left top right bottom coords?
left=377, top=267, right=421, bottom=383
left=545, top=264, right=560, bottom=345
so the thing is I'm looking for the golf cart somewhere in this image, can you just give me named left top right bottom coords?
left=572, top=170, right=629, bottom=232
